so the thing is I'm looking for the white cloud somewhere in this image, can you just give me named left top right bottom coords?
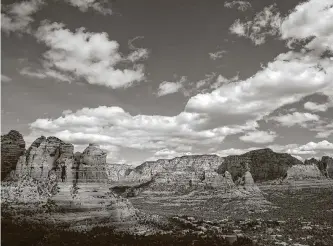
left=65, top=0, right=112, bottom=15
left=209, top=50, right=227, bottom=60
left=1, top=74, right=12, bottom=83
left=1, top=0, right=45, bottom=34
left=30, top=21, right=148, bottom=88
left=239, top=130, right=277, bottom=144
left=269, top=140, right=333, bottom=156
left=281, top=0, right=333, bottom=54
left=213, top=147, right=259, bottom=157
left=229, top=4, right=282, bottom=45
left=157, top=76, right=187, bottom=97
left=20, top=67, right=73, bottom=82
left=28, top=105, right=258, bottom=157
left=304, top=101, right=329, bottom=112
left=270, top=112, right=320, bottom=127
left=186, top=53, right=332, bottom=126
left=224, top=1, right=252, bottom=12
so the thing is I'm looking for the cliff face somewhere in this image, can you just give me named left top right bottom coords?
left=15, top=136, right=75, bottom=181
left=74, top=144, right=108, bottom=183
left=123, top=155, right=223, bottom=184
left=1, top=130, right=26, bottom=180
left=217, top=148, right=303, bottom=182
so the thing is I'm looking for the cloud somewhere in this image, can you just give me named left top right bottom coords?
left=186, top=52, right=332, bottom=126
left=157, top=76, right=187, bottom=97
left=224, top=1, right=252, bottom=12
left=269, top=140, right=333, bottom=156
left=209, top=50, right=227, bottom=60
left=304, top=102, right=329, bottom=112
left=28, top=105, right=258, bottom=157
left=213, top=147, right=259, bottom=157
left=20, top=67, right=73, bottom=82
left=281, top=0, right=333, bottom=54
left=29, top=21, right=148, bottom=88
left=65, top=0, right=112, bottom=15
left=310, top=121, right=333, bottom=138
left=229, top=4, right=282, bottom=45
left=239, top=130, right=277, bottom=144
left=1, top=74, right=12, bottom=83
left=1, top=0, right=45, bottom=34
left=270, top=112, right=320, bottom=127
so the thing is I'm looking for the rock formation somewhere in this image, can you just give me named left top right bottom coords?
left=107, top=164, right=132, bottom=182
left=120, top=155, right=223, bottom=184
left=317, top=156, right=333, bottom=178
left=74, top=144, right=108, bottom=183
left=1, top=130, right=26, bottom=180
left=15, top=136, right=75, bottom=182
left=285, top=164, right=325, bottom=180
left=218, top=148, right=302, bottom=182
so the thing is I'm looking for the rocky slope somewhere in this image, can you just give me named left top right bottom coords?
left=1, top=130, right=26, bottom=181
left=217, top=148, right=303, bottom=182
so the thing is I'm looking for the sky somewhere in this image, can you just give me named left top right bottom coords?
left=1, top=0, right=333, bottom=165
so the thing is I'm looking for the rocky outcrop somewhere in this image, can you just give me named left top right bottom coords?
left=121, top=155, right=223, bottom=184
left=285, top=164, right=325, bottom=180
left=107, top=164, right=132, bottom=182
left=75, top=144, right=108, bottom=183
left=317, top=156, right=333, bottom=178
left=218, top=148, right=302, bottom=182
left=1, top=130, right=26, bottom=181
left=15, top=136, right=74, bottom=182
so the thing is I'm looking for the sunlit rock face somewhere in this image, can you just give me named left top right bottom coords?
left=285, top=164, right=325, bottom=180
left=218, top=148, right=303, bottom=182
left=75, top=144, right=108, bottom=183
left=122, top=155, right=224, bottom=184
left=14, top=136, right=75, bottom=182
left=1, top=130, right=26, bottom=180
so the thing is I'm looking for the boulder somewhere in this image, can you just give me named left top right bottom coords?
left=1, top=130, right=26, bottom=180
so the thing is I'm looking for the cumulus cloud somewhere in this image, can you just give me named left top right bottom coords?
left=239, top=130, right=277, bottom=144
left=209, top=50, right=227, bottom=60
left=229, top=4, right=282, bottom=45
left=304, top=101, right=329, bottom=112
left=1, top=0, right=45, bottom=34
left=28, top=105, right=259, bottom=157
left=281, top=0, right=333, bottom=54
left=1, top=74, right=12, bottom=83
left=224, top=1, right=252, bottom=12
left=65, top=0, right=112, bottom=15
left=157, top=76, right=187, bottom=97
left=270, top=112, right=320, bottom=127
left=28, top=21, right=148, bottom=87
left=271, top=140, right=333, bottom=157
